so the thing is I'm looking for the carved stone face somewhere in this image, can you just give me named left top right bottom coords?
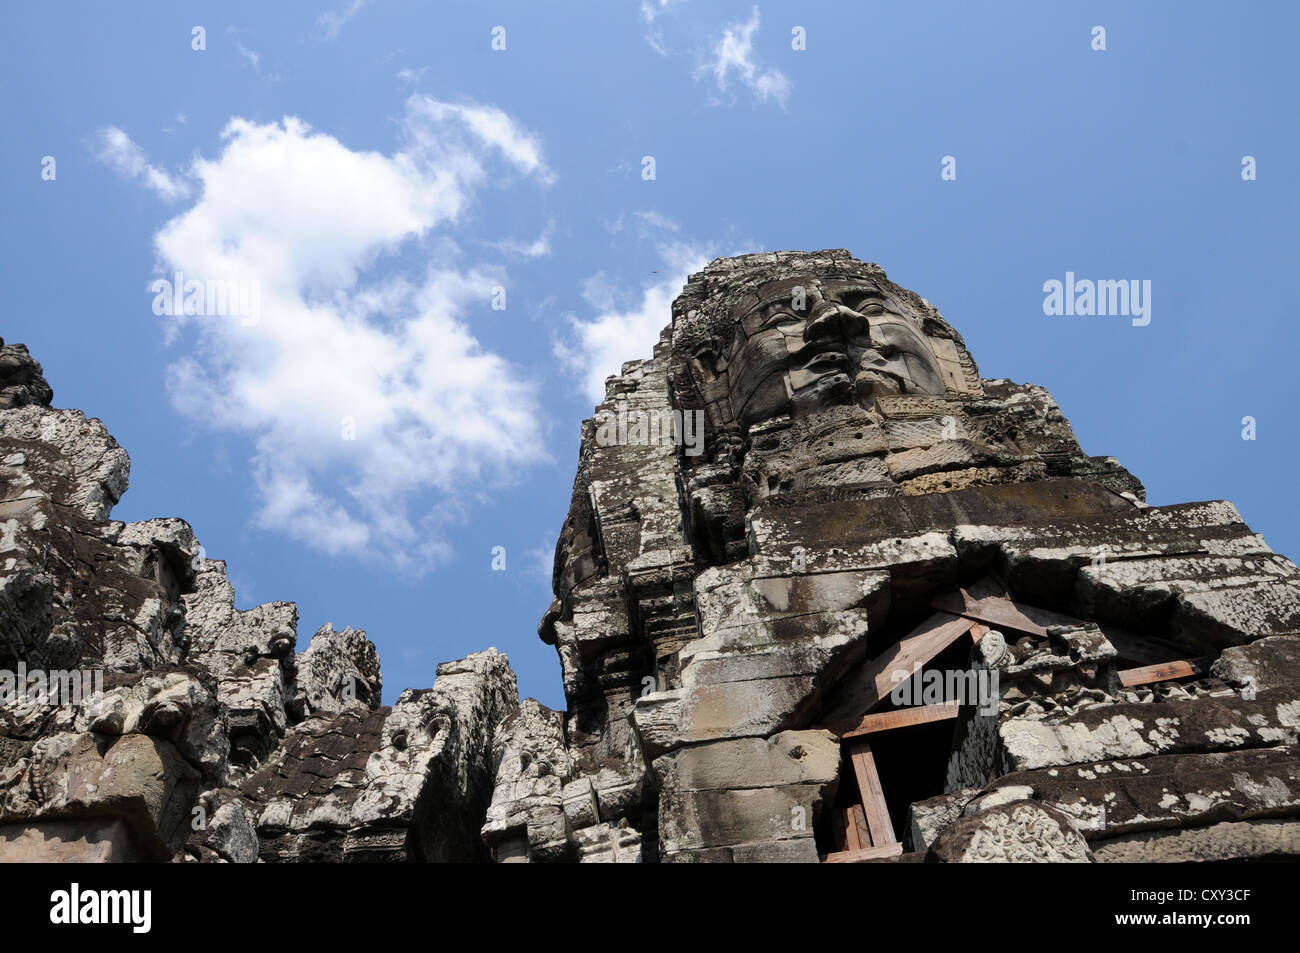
left=724, top=278, right=946, bottom=429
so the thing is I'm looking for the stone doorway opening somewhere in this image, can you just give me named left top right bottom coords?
left=819, top=712, right=960, bottom=860
left=815, top=609, right=979, bottom=861
left=813, top=575, right=1217, bottom=862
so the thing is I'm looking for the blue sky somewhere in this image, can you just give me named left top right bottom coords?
left=2, top=2, right=1297, bottom=709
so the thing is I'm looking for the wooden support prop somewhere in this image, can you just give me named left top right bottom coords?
left=820, top=612, right=976, bottom=733
left=831, top=807, right=846, bottom=850
left=831, top=806, right=852, bottom=853
left=849, top=805, right=870, bottom=851
left=847, top=738, right=895, bottom=847
left=932, top=590, right=1049, bottom=636
left=847, top=800, right=868, bottom=847
left=837, top=807, right=862, bottom=852
left=932, top=590, right=1187, bottom=666
left=823, top=842, right=904, bottom=863
left=1119, top=659, right=1209, bottom=688
left=841, top=701, right=961, bottom=741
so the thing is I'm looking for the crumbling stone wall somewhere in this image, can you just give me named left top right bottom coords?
left=0, top=341, right=519, bottom=862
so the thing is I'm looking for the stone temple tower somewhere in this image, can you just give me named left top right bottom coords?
left=484, top=249, right=1300, bottom=863
left=2, top=254, right=1298, bottom=863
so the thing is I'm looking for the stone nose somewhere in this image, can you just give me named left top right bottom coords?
left=803, top=302, right=871, bottom=344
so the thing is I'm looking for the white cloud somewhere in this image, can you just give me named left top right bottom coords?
left=698, top=7, right=790, bottom=107
left=396, top=66, right=427, bottom=87
left=557, top=242, right=713, bottom=404
left=228, top=28, right=261, bottom=72
left=524, top=534, right=557, bottom=583
left=317, top=0, right=366, bottom=40
left=641, top=0, right=688, bottom=54
left=406, top=99, right=555, bottom=185
left=634, top=210, right=679, bottom=234
left=92, top=126, right=191, bottom=201
left=640, top=0, right=687, bottom=23
left=145, top=96, right=554, bottom=570
left=488, top=218, right=555, bottom=259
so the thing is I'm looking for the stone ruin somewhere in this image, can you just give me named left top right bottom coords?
left=1, top=250, right=1299, bottom=863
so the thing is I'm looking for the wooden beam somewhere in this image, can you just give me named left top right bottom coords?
left=932, top=590, right=1049, bottom=636
left=831, top=805, right=852, bottom=853
left=849, top=805, right=870, bottom=852
left=1101, top=630, right=1197, bottom=668
left=823, top=842, right=904, bottom=863
left=847, top=738, right=895, bottom=847
left=841, top=701, right=961, bottom=740
left=931, top=590, right=1187, bottom=666
left=819, top=612, right=976, bottom=732
left=1119, top=658, right=1209, bottom=688
left=838, top=807, right=860, bottom=852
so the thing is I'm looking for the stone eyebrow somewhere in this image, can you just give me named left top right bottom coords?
left=753, top=290, right=805, bottom=309
left=744, top=294, right=805, bottom=319
left=845, top=287, right=885, bottom=301
left=748, top=285, right=885, bottom=320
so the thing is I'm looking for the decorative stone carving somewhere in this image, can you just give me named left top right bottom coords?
left=929, top=800, right=1094, bottom=863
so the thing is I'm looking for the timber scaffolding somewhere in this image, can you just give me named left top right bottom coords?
left=815, top=578, right=1212, bottom=862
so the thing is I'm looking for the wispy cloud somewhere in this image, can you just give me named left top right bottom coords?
left=92, top=126, right=191, bottom=201
left=556, top=242, right=714, bottom=404
left=640, top=0, right=687, bottom=23
left=487, top=219, right=555, bottom=259
left=118, top=97, right=554, bottom=570
left=407, top=99, right=555, bottom=185
left=396, top=66, right=427, bottom=87
left=316, top=0, right=366, bottom=40
left=228, top=28, right=261, bottom=72
left=697, top=7, right=790, bottom=107
left=524, top=534, right=557, bottom=583
left=641, top=0, right=688, bottom=55
left=634, top=210, right=679, bottom=234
